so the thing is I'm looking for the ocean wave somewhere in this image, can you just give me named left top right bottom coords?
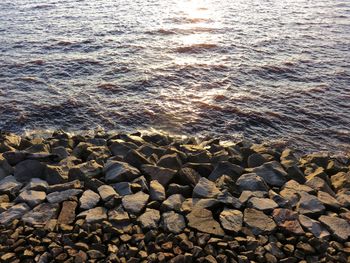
left=174, top=43, right=219, bottom=53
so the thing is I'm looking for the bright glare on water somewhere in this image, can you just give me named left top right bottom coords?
left=0, top=0, right=349, bottom=153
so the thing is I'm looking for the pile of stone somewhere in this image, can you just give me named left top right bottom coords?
left=0, top=130, right=349, bottom=263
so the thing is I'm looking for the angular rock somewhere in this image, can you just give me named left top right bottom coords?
left=272, top=208, right=304, bottom=235
left=219, top=208, right=243, bottom=232
left=23, top=178, right=48, bottom=192
left=247, top=153, right=266, bottom=168
left=122, top=191, right=149, bottom=214
left=113, top=182, right=133, bottom=196
left=298, top=214, right=330, bottom=239
left=157, top=153, right=182, bottom=170
left=58, top=201, right=77, bottom=225
left=0, top=155, right=13, bottom=180
left=167, top=184, right=192, bottom=197
left=97, top=185, right=118, bottom=202
left=187, top=207, right=225, bottom=236
left=296, top=192, right=325, bottom=216
left=108, top=207, right=130, bottom=224
left=331, top=172, right=350, bottom=192
left=193, top=177, right=221, bottom=199
left=162, top=211, right=186, bottom=234
left=150, top=180, right=166, bottom=201
left=80, top=207, right=107, bottom=223
left=177, top=167, right=201, bottom=187
left=68, top=160, right=103, bottom=181
left=161, top=194, right=185, bottom=212
left=269, top=190, right=290, bottom=208
left=109, top=139, right=135, bottom=157
left=104, top=161, right=140, bottom=183
left=243, top=208, right=276, bottom=235
left=124, top=149, right=152, bottom=169
left=17, top=190, right=46, bottom=207
left=209, top=161, right=243, bottom=181
left=319, top=215, right=350, bottom=241
left=14, top=160, right=46, bottom=182
left=236, top=173, right=269, bottom=192
left=79, top=190, right=100, bottom=210
left=46, top=189, right=83, bottom=203
left=0, top=175, right=23, bottom=195
left=141, top=165, right=176, bottom=186
left=45, top=165, right=67, bottom=185
left=137, top=208, right=161, bottom=229
left=22, top=203, right=59, bottom=226
left=47, top=179, right=82, bottom=193
left=0, top=203, right=30, bottom=225
left=248, top=197, right=278, bottom=212
left=306, top=177, right=335, bottom=197
left=248, top=161, right=287, bottom=187
left=336, top=192, right=350, bottom=208
left=317, top=191, right=340, bottom=210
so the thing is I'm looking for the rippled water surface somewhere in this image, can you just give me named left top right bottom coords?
left=0, top=0, right=349, bottom=152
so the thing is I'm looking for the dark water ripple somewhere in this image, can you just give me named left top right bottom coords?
left=0, top=0, right=349, bottom=153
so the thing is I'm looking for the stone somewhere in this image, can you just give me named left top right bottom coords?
left=219, top=208, right=243, bottom=232
left=272, top=209, right=304, bottom=235
left=282, top=180, right=314, bottom=193
left=0, top=155, right=13, bottom=180
left=58, top=201, right=77, bottom=225
left=167, top=184, right=192, bottom=197
left=209, top=161, right=243, bottom=181
left=113, top=182, right=133, bottom=196
left=68, top=160, right=103, bottom=181
left=47, top=179, right=82, bottom=193
left=269, top=190, right=290, bottom=208
left=80, top=207, right=107, bottom=223
left=248, top=161, right=287, bottom=187
left=109, top=139, right=135, bottom=157
left=137, top=208, right=161, bottom=229
left=0, top=175, right=23, bottom=195
left=298, top=215, right=330, bottom=239
left=141, top=165, right=176, bottom=186
left=122, top=191, right=149, bottom=214
left=187, top=207, right=225, bottom=236
left=104, top=161, right=140, bottom=183
left=14, top=159, right=46, bottom=182
left=0, top=203, right=30, bottom=225
left=296, top=192, right=325, bottom=216
left=22, top=203, right=59, bottom=226
left=157, top=153, right=182, bottom=170
left=23, top=178, right=48, bottom=192
left=79, top=190, right=100, bottom=210
left=162, top=194, right=185, bottom=212
left=193, top=177, right=221, bottom=199
left=162, top=211, right=186, bottom=234
left=280, top=159, right=306, bottom=184
left=150, top=180, right=166, bottom=201
left=124, top=149, right=152, bottom=169
left=247, top=153, right=266, bottom=168
left=17, top=190, right=46, bottom=207
left=243, top=208, right=276, bottom=235
left=108, top=207, right=130, bottom=223
left=239, top=190, right=267, bottom=204
left=336, top=192, right=350, bottom=208
left=319, top=215, right=350, bottom=241
left=236, top=173, right=269, bottom=192
left=331, top=172, right=350, bottom=192
left=317, top=191, right=340, bottom=210
left=306, top=177, right=335, bottom=196
left=302, top=152, right=329, bottom=168
left=46, top=189, right=83, bottom=203
left=217, top=190, right=242, bottom=209
left=97, top=185, right=118, bottom=202
left=177, top=167, right=201, bottom=187
left=248, top=197, right=278, bottom=212
left=45, top=165, right=67, bottom=185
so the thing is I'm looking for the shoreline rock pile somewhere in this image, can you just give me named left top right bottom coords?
left=0, top=130, right=349, bottom=262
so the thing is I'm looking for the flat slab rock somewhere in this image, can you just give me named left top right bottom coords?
left=319, top=215, right=350, bottom=241
left=122, top=191, right=149, bottom=214
left=193, top=177, right=221, bottom=199
left=22, top=203, right=59, bottom=226
left=272, top=208, right=304, bottom=235
left=17, top=190, right=46, bottom=207
left=187, top=207, right=225, bottom=236
left=243, top=208, right=276, bottom=235
left=46, top=189, right=83, bottom=203
left=0, top=203, right=30, bottom=225
left=79, top=207, right=107, bottom=223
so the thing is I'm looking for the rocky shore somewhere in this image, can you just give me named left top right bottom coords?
left=0, top=130, right=349, bottom=263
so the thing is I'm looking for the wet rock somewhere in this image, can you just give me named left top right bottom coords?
left=150, top=180, right=166, bottom=201
left=248, top=197, right=278, bottom=212
left=193, top=177, right=221, bottom=199
left=247, top=153, right=266, bottom=168
left=22, top=202, right=59, bottom=226
left=109, top=139, right=135, bottom=157
left=317, top=191, right=340, bottom=210
left=104, top=161, right=140, bottom=183
left=219, top=208, right=243, bottom=232
left=122, top=191, right=149, bottom=214
left=0, top=203, right=30, bottom=225
left=280, top=160, right=306, bottom=184
left=162, top=194, right=185, bottom=212
left=162, top=211, right=186, bottom=234
left=177, top=167, right=201, bottom=187
left=58, top=201, right=77, bottom=225
left=236, top=173, right=269, bottom=192
left=208, top=161, right=243, bottom=181
left=46, top=189, right=83, bottom=203
left=79, top=207, right=107, bottom=223
left=157, top=153, right=182, bottom=170
left=141, top=164, right=176, bottom=186
left=243, top=208, right=276, bottom=235
left=319, top=215, right=350, bottom=241
left=272, top=208, right=304, bottom=235
left=0, top=175, right=23, bottom=195
left=79, top=190, right=100, bottom=210
left=296, top=192, right=325, bottom=216
left=137, top=208, right=161, bottom=229
left=298, top=214, right=330, bottom=239
left=45, top=165, right=67, bottom=185
left=187, top=207, right=225, bottom=236
left=14, top=160, right=46, bottom=182
left=248, top=161, right=287, bottom=187
left=16, top=190, right=46, bottom=207
left=331, top=172, right=350, bottom=192
left=97, top=185, right=118, bottom=202
left=302, top=152, right=329, bottom=168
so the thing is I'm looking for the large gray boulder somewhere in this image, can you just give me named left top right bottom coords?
left=104, top=161, right=140, bottom=183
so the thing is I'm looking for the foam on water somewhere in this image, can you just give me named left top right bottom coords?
left=0, top=0, right=349, bottom=153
